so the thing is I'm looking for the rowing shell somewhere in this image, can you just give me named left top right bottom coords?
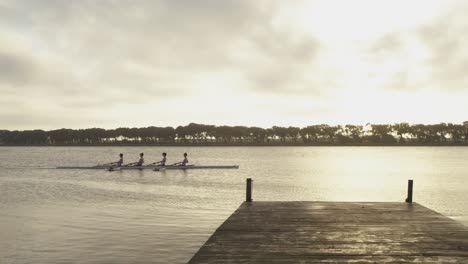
left=56, top=165, right=239, bottom=170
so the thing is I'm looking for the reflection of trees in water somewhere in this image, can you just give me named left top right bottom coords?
left=1, top=122, right=468, bottom=145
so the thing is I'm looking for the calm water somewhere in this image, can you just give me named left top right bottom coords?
left=1, top=146, right=467, bottom=263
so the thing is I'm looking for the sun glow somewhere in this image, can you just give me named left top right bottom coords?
left=292, top=0, right=444, bottom=42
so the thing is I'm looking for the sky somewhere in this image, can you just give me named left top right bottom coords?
left=1, top=0, right=468, bottom=130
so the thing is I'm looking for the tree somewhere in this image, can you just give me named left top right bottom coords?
left=247, top=127, right=267, bottom=143
left=320, top=125, right=339, bottom=143
left=370, top=124, right=396, bottom=144
left=393, top=123, right=410, bottom=143
left=345, top=125, right=363, bottom=143
left=272, top=126, right=288, bottom=142
left=300, top=125, right=321, bottom=143
left=1, top=122, right=468, bottom=145
left=287, top=126, right=300, bottom=142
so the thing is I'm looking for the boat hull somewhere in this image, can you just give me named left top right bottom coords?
left=56, top=165, right=239, bottom=170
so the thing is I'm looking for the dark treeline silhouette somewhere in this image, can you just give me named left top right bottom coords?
left=1, top=122, right=468, bottom=146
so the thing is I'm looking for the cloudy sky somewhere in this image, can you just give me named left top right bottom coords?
left=1, top=0, right=467, bottom=130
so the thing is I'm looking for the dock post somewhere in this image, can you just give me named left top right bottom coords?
left=246, top=178, right=253, bottom=202
left=405, top=179, right=413, bottom=203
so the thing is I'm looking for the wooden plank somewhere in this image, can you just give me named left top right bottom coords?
left=189, top=202, right=468, bottom=263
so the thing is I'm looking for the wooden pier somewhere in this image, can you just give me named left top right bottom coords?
left=189, top=181, right=468, bottom=263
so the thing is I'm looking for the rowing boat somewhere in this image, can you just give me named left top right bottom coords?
left=56, top=165, right=239, bottom=170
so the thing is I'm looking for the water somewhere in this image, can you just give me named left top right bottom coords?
left=1, top=146, right=467, bottom=263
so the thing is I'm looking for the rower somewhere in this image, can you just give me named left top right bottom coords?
left=116, top=153, right=124, bottom=166
left=104, top=153, right=123, bottom=167
left=136, top=153, right=144, bottom=166
left=172, top=152, right=188, bottom=166
left=127, top=153, right=144, bottom=166
left=150, top=152, right=167, bottom=166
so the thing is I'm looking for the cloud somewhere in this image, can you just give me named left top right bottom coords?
left=0, top=50, right=37, bottom=86
left=241, top=30, right=321, bottom=94
left=1, top=1, right=468, bottom=129
left=365, top=1, right=468, bottom=92
left=0, top=1, right=322, bottom=99
left=0, top=1, right=324, bottom=129
left=417, top=3, right=468, bottom=90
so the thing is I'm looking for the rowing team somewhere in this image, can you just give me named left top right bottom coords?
left=103, top=152, right=188, bottom=167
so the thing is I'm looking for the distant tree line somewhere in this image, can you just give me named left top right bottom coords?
left=1, top=122, right=468, bottom=146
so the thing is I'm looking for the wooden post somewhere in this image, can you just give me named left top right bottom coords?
left=246, top=178, right=253, bottom=202
left=405, top=180, right=413, bottom=203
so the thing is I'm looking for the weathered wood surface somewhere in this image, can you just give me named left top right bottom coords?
left=189, top=202, right=468, bottom=263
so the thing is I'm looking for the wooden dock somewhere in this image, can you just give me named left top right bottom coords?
left=189, top=201, right=468, bottom=263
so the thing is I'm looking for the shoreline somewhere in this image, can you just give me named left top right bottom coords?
left=1, top=143, right=468, bottom=147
